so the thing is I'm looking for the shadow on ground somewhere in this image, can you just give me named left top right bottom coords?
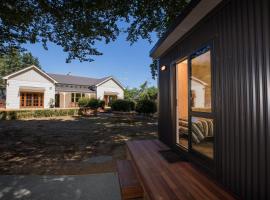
left=0, top=114, right=157, bottom=175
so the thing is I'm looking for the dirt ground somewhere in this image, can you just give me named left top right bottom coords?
left=0, top=114, right=157, bottom=175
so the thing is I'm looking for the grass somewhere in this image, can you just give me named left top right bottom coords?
left=0, top=114, right=157, bottom=175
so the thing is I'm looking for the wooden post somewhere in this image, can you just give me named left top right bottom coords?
left=63, top=92, right=66, bottom=108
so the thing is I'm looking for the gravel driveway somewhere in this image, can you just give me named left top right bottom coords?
left=0, top=114, right=157, bottom=175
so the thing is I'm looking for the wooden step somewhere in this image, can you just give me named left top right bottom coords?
left=116, top=160, right=144, bottom=200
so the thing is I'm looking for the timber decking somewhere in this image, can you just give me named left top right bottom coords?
left=116, top=160, right=144, bottom=199
left=127, top=140, right=237, bottom=200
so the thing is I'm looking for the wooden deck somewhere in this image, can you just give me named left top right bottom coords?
left=126, top=140, right=237, bottom=200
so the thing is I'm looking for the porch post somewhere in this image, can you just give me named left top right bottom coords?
left=63, top=92, right=66, bottom=108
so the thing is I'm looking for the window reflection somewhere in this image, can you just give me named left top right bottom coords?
left=191, top=50, right=211, bottom=112
left=191, top=117, right=214, bottom=158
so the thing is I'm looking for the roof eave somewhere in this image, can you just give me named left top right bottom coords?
left=150, top=0, right=200, bottom=58
left=150, top=0, right=222, bottom=59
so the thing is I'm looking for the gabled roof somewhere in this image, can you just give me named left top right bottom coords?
left=48, top=73, right=125, bottom=89
left=3, top=65, right=58, bottom=83
left=191, top=76, right=208, bottom=86
left=95, top=76, right=125, bottom=90
left=150, top=0, right=223, bottom=59
left=48, top=73, right=108, bottom=86
left=3, top=65, right=125, bottom=89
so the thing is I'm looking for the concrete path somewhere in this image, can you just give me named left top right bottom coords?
left=0, top=173, right=121, bottom=200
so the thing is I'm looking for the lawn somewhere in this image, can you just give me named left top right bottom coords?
left=0, top=114, right=157, bottom=175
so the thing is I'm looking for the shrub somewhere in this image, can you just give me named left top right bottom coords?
left=0, top=108, right=79, bottom=120
left=87, top=98, right=99, bottom=110
left=135, top=99, right=157, bottom=114
left=111, top=99, right=134, bottom=112
left=78, top=97, right=90, bottom=108
left=98, top=100, right=105, bottom=109
left=49, top=98, right=55, bottom=108
left=129, top=101, right=135, bottom=111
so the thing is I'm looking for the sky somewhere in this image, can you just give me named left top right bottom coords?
left=23, top=32, right=158, bottom=89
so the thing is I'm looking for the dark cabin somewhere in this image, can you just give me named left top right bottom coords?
left=150, top=0, right=269, bottom=199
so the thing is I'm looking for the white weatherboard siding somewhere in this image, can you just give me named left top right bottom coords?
left=5, top=69, right=55, bottom=109
left=96, top=79, right=124, bottom=100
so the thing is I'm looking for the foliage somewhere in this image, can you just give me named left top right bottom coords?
left=98, top=100, right=105, bottom=109
left=145, top=86, right=158, bottom=101
left=78, top=97, right=90, bottom=108
left=135, top=99, right=157, bottom=114
left=87, top=98, right=99, bottom=110
left=125, top=81, right=158, bottom=101
left=150, top=59, right=159, bottom=80
left=124, top=87, right=139, bottom=101
left=78, top=98, right=105, bottom=109
left=129, top=101, right=136, bottom=111
left=0, top=0, right=189, bottom=70
left=0, top=108, right=79, bottom=120
left=49, top=98, right=55, bottom=108
left=111, top=99, right=134, bottom=112
left=0, top=49, right=41, bottom=87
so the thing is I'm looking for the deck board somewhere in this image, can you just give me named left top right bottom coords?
left=127, top=140, right=237, bottom=200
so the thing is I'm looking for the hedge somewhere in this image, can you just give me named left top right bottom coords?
left=78, top=98, right=105, bottom=109
left=135, top=99, right=157, bottom=114
left=111, top=99, right=135, bottom=112
left=98, top=100, right=105, bottom=109
left=87, top=99, right=99, bottom=109
left=0, top=108, right=79, bottom=120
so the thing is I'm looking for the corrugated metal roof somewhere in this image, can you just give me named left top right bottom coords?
left=48, top=73, right=109, bottom=86
left=55, top=85, right=95, bottom=93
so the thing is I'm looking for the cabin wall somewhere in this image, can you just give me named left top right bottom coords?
left=158, top=0, right=270, bottom=199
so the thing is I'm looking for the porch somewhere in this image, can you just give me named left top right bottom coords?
left=55, top=92, right=96, bottom=108
left=122, top=140, right=237, bottom=200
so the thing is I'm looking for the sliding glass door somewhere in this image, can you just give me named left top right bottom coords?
left=176, top=59, right=189, bottom=149
left=176, top=45, right=214, bottom=160
left=190, top=48, right=214, bottom=159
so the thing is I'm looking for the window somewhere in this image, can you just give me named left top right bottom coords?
left=21, top=93, right=25, bottom=107
left=190, top=46, right=214, bottom=159
left=175, top=45, right=214, bottom=159
left=20, top=92, right=44, bottom=108
left=75, top=93, right=81, bottom=102
left=33, top=94, right=39, bottom=106
left=26, top=93, right=32, bottom=106
left=191, top=50, right=212, bottom=112
left=71, top=93, right=85, bottom=103
left=191, top=117, right=214, bottom=158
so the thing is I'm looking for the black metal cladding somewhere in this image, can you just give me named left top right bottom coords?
left=157, top=0, right=270, bottom=199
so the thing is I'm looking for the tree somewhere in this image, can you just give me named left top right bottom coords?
left=0, top=0, right=190, bottom=73
left=150, top=59, right=159, bottom=80
left=124, top=87, right=139, bottom=100
left=138, top=81, right=158, bottom=101
left=0, top=50, right=41, bottom=87
left=124, top=81, right=158, bottom=101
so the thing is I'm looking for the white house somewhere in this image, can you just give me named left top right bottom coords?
left=191, top=76, right=208, bottom=109
left=3, top=65, right=124, bottom=109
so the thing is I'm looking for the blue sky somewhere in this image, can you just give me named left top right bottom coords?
left=23, top=32, right=158, bottom=88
